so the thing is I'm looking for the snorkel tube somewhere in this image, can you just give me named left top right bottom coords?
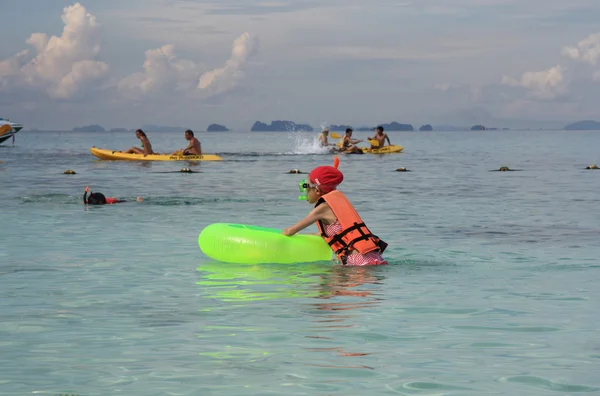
left=83, top=186, right=90, bottom=204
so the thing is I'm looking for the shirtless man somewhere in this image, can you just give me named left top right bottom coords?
left=339, top=128, right=363, bottom=154
left=367, top=126, right=391, bottom=149
left=125, top=129, right=153, bottom=156
left=173, top=129, right=201, bottom=156
left=318, top=127, right=338, bottom=150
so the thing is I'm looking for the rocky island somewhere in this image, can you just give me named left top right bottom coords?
left=251, top=120, right=314, bottom=132
left=379, top=122, right=414, bottom=131
left=207, top=124, right=230, bottom=132
left=564, top=120, right=600, bottom=130
left=72, top=124, right=105, bottom=132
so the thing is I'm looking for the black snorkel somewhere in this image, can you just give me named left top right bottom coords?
left=83, top=186, right=107, bottom=205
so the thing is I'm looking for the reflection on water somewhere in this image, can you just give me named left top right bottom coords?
left=196, top=261, right=332, bottom=301
left=195, top=263, right=387, bottom=370
left=304, top=266, right=386, bottom=369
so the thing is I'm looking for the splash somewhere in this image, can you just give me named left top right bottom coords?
left=286, top=132, right=332, bottom=155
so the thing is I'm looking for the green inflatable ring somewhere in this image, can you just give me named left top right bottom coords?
left=198, top=223, right=332, bottom=264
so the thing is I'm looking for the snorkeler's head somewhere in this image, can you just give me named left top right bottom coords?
left=83, top=186, right=107, bottom=205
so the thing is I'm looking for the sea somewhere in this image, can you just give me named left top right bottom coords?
left=1, top=130, right=599, bottom=395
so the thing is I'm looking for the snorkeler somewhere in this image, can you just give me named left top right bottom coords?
left=282, top=156, right=388, bottom=266
left=83, top=186, right=142, bottom=205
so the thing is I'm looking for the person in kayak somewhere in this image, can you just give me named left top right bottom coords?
left=339, top=128, right=363, bottom=154
left=83, top=186, right=143, bottom=205
left=318, top=127, right=338, bottom=149
left=124, top=129, right=153, bottom=156
left=282, top=156, right=388, bottom=266
left=367, top=126, right=391, bottom=149
left=172, top=130, right=201, bottom=156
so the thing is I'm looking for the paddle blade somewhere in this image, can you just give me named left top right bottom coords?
left=330, top=132, right=341, bottom=139
left=0, top=124, right=12, bottom=137
left=368, top=139, right=380, bottom=147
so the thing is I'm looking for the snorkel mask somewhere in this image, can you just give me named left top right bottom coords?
left=298, top=179, right=310, bottom=200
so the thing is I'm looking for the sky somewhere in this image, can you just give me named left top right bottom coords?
left=1, top=0, right=600, bottom=130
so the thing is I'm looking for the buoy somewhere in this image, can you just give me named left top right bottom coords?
left=585, top=164, right=599, bottom=170
left=64, top=169, right=76, bottom=174
left=395, top=167, right=410, bottom=172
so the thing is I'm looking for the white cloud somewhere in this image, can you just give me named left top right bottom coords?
left=118, top=45, right=199, bottom=97
left=119, top=32, right=257, bottom=99
left=0, top=3, right=109, bottom=99
left=197, top=32, right=258, bottom=94
left=563, top=32, right=600, bottom=65
left=501, top=65, right=566, bottom=99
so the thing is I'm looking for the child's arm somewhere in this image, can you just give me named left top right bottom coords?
left=282, top=206, right=325, bottom=236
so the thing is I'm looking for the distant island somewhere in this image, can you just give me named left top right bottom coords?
left=73, top=124, right=105, bottom=132
left=419, top=124, right=433, bottom=131
left=378, top=122, right=414, bottom=131
left=207, top=124, right=229, bottom=132
left=435, top=125, right=468, bottom=131
left=564, top=120, right=600, bottom=130
left=471, top=125, right=486, bottom=130
left=71, top=124, right=189, bottom=132
left=328, top=124, right=353, bottom=132
left=251, top=120, right=313, bottom=132
left=140, top=124, right=186, bottom=132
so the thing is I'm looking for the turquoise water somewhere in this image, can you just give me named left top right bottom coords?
left=1, top=130, right=599, bottom=395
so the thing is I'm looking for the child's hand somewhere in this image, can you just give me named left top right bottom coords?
left=282, top=228, right=293, bottom=236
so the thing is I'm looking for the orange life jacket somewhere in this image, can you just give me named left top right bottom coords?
left=315, top=190, right=387, bottom=264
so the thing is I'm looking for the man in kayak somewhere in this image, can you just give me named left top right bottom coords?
left=339, top=128, right=363, bottom=154
left=318, top=127, right=339, bottom=151
left=367, top=126, right=391, bottom=149
left=124, top=129, right=153, bottom=156
left=172, top=130, right=201, bottom=156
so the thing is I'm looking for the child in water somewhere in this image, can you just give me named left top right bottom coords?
left=282, top=156, right=388, bottom=266
left=83, top=186, right=143, bottom=205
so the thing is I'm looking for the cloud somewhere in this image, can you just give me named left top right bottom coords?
left=501, top=65, right=566, bottom=99
left=563, top=32, right=600, bottom=65
left=0, top=3, right=109, bottom=99
left=118, top=45, right=199, bottom=97
left=119, top=32, right=257, bottom=100
left=197, top=32, right=258, bottom=94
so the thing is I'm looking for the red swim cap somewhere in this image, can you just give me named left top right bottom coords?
left=309, top=156, right=343, bottom=193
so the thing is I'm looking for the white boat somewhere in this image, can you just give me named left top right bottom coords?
left=0, top=118, right=24, bottom=144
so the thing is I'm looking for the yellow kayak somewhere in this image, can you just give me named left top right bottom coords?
left=362, top=145, right=403, bottom=154
left=90, top=147, right=223, bottom=161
